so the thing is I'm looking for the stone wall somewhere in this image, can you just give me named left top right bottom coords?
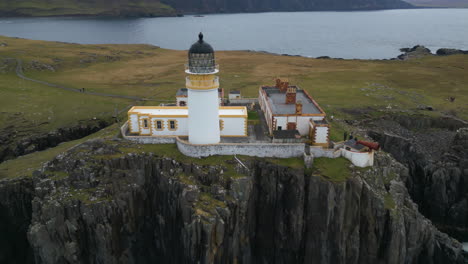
left=176, top=137, right=305, bottom=158
left=309, top=146, right=341, bottom=158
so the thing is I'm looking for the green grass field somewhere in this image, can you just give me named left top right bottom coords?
left=0, top=0, right=175, bottom=17
left=0, top=35, right=467, bottom=179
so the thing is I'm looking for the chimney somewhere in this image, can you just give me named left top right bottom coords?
left=275, top=78, right=282, bottom=89
left=286, top=87, right=296, bottom=104
left=295, top=100, right=302, bottom=114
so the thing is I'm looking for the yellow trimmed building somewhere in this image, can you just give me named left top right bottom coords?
left=127, top=33, right=248, bottom=143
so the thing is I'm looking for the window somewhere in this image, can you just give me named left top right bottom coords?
left=179, top=101, right=186, bottom=106
left=219, top=119, right=224, bottom=131
left=155, top=120, right=164, bottom=131
left=168, top=120, right=178, bottom=131
left=143, top=118, right=149, bottom=129
left=278, top=126, right=282, bottom=130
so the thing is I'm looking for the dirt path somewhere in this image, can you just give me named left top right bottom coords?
left=15, top=58, right=146, bottom=101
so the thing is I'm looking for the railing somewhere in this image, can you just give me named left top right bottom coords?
left=186, top=76, right=219, bottom=89
left=185, top=64, right=219, bottom=74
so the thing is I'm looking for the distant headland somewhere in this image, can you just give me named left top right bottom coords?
left=0, top=0, right=414, bottom=18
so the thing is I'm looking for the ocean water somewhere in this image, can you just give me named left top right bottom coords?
left=0, top=9, right=467, bottom=59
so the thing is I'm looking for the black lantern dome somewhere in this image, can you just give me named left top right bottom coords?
left=188, top=33, right=216, bottom=73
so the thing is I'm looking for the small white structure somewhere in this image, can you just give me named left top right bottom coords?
left=309, top=119, right=330, bottom=147
left=229, top=90, right=241, bottom=100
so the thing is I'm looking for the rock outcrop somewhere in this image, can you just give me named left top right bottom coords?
left=436, top=48, right=468, bottom=56
left=0, top=139, right=460, bottom=263
left=0, top=118, right=110, bottom=163
left=397, top=45, right=433, bottom=60
left=367, top=115, right=468, bottom=238
left=0, top=177, right=34, bottom=264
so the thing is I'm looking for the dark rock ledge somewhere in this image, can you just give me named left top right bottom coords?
left=0, top=138, right=464, bottom=263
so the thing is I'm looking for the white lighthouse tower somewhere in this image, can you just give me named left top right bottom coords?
left=186, top=33, right=221, bottom=144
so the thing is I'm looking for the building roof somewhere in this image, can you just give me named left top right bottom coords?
left=312, top=119, right=328, bottom=125
left=176, top=88, right=188, bottom=96
left=273, top=130, right=300, bottom=139
left=261, top=86, right=323, bottom=115
left=344, top=139, right=367, bottom=151
left=129, top=106, right=247, bottom=117
left=189, top=33, right=214, bottom=54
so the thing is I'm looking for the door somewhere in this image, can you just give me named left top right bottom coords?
left=287, top=122, right=297, bottom=130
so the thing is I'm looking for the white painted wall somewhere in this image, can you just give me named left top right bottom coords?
left=188, top=88, right=221, bottom=144
left=315, top=126, right=329, bottom=144
left=341, top=149, right=374, bottom=167
left=273, top=116, right=325, bottom=136
left=129, top=114, right=139, bottom=133
left=176, top=97, right=188, bottom=106
left=229, top=93, right=241, bottom=100
left=138, top=115, right=151, bottom=135
left=221, top=117, right=246, bottom=136
left=176, top=137, right=305, bottom=158
left=150, top=117, right=188, bottom=136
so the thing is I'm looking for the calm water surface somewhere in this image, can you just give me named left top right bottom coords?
left=0, top=9, right=467, bottom=59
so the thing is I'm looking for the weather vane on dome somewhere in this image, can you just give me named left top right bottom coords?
left=198, top=32, right=204, bottom=42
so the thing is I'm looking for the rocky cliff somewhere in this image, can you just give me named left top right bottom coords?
left=0, top=119, right=110, bottom=163
left=367, top=115, right=468, bottom=239
left=0, top=138, right=464, bottom=263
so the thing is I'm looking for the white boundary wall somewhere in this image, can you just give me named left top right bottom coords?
left=341, top=149, right=374, bottom=167
left=176, top=137, right=304, bottom=158
left=309, top=146, right=341, bottom=158
left=308, top=146, right=374, bottom=167
left=121, top=123, right=374, bottom=167
left=121, top=123, right=177, bottom=144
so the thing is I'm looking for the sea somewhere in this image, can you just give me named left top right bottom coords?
left=0, top=8, right=467, bottom=59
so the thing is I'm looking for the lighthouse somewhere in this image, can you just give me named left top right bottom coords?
left=186, top=33, right=221, bottom=144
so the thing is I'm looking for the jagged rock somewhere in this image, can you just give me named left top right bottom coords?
left=0, top=118, right=111, bottom=163
left=397, top=45, right=432, bottom=60
left=0, top=139, right=456, bottom=263
left=367, top=115, right=468, bottom=238
left=0, top=177, right=34, bottom=264
left=436, top=48, right=468, bottom=56
left=29, top=60, right=56, bottom=72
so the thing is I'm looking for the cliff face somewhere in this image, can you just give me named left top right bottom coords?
left=0, top=177, right=34, bottom=264
left=367, top=115, right=468, bottom=238
left=0, top=139, right=460, bottom=263
left=0, top=119, right=110, bottom=163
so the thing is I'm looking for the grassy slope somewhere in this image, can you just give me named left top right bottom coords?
left=5, top=36, right=466, bottom=121
left=0, top=35, right=467, bottom=178
left=0, top=0, right=175, bottom=17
